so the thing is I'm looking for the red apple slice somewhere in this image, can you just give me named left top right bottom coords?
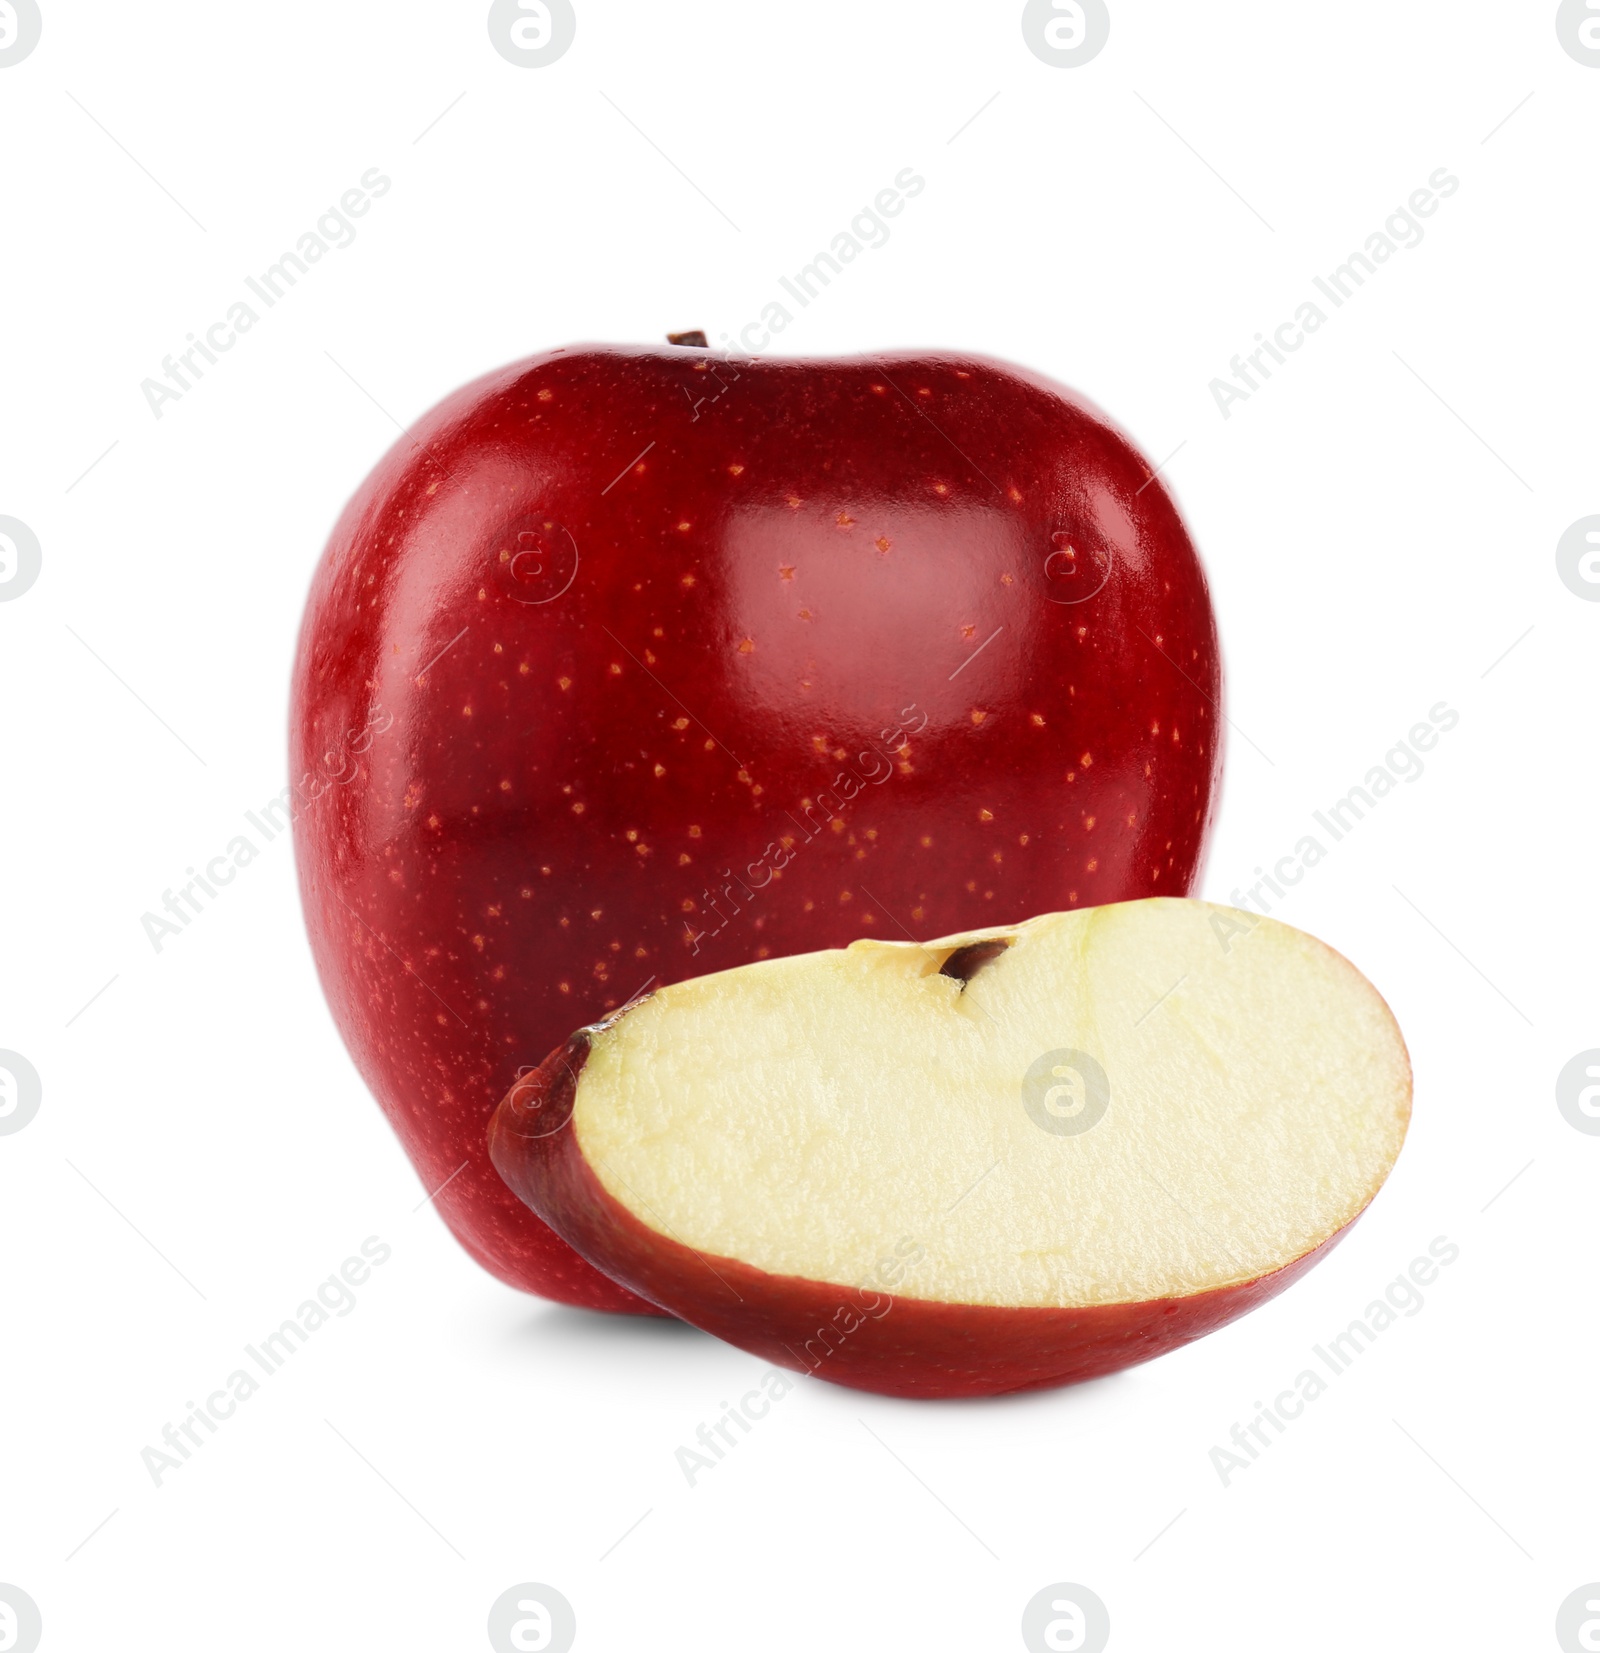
left=489, top=899, right=1410, bottom=1398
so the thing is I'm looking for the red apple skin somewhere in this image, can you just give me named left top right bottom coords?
left=489, top=1035, right=1349, bottom=1399
left=291, top=341, right=1222, bottom=1313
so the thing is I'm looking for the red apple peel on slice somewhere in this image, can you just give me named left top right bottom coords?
left=489, top=899, right=1411, bottom=1398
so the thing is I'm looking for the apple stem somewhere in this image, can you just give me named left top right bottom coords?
left=667, top=330, right=708, bottom=348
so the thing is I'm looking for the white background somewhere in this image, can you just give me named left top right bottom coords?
left=2, top=3, right=1596, bottom=1649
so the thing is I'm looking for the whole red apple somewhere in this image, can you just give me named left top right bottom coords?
left=290, top=339, right=1222, bottom=1312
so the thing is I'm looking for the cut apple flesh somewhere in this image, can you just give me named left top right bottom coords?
left=490, top=899, right=1410, bottom=1397
left=573, top=902, right=1405, bottom=1305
